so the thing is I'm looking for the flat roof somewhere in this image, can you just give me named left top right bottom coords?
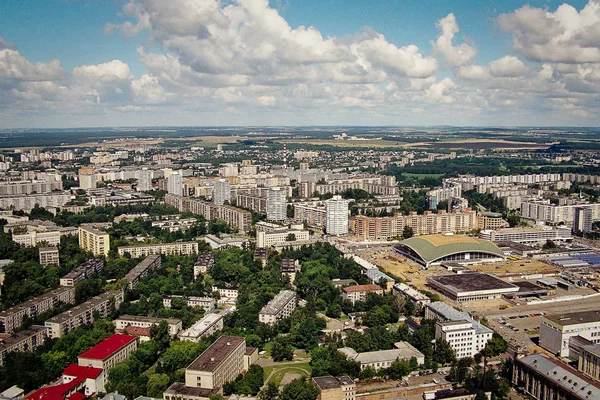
left=78, top=334, right=136, bottom=360
left=428, top=273, right=518, bottom=292
left=0, top=287, right=74, bottom=318
left=312, top=376, right=354, bottom=390
left=187, top=335, right=245, bottom=372
left=47, top=291, right=121, bottom=324
left=0, top=325, right=46, bottom=349
left=514, top=281, right=545, bottom=292
left=164, top=383, right=219, bottom=398
left=116, top=315, right=181, bottom=325
left=343, top=284, right=383, bottom=293
left=544, top=310, right=600, bottom=327
left=260, top=290, right=296, bottom=315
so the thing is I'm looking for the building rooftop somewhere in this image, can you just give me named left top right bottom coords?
left=78, top=334, right=136, bottom=361
left=123, top=254, right=160, bottom=281
left=0, top=325, right=46, bottom=350
left=517, top=354, right=600, bottom=398
left=0, top=287, right=74, bottom=318
left=124, top=326, right=151, bottom=337
left=426, top=302, right=492, bottom=335
left=312, top=376, right=354, bottom=391
left=260, top=290, right=296, bottom=316
left=62, top=364, right=103, bottom=379
left=46, top=291, right=121, bottom=324
left=187, top=335, right=245, bottom=373
left=26, top=377, right=85, bottom=400
left=0, top=386, right=24, bottom=399
left=340, top=342, right=424, bottom=364
left=164, top=383, right=219, bottom=398
left=280, top=259, right=298, bottom=273
left=428, top=273, right=518, bottom=292
left=544, top=310, right=600, bottom=328
left=117, top=315, right=181, bottom=325
left=396, top=234, right=505, bottom=264
left=343, top=284, right=383, bottom=293
left=178, top=312, right=223, bottom=340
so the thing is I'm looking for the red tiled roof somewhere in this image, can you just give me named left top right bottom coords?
left=78, top=334, right=136, bottom=361
left=343, top=284, right=383, bottom=293
left=62, top=364, right=103, bottom=379
left=27, top=377, right=85, bottom=400
left=123, top=326, right=151, bottom=337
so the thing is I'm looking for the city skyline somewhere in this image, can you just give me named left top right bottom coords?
left=1, top=0, right=599, bottom=128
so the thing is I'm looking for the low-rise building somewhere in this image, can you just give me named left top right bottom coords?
left=312, top=376, right=355, bottom=400
left=114, top=315, right=182, bottom=336
left=280, top=259, right=300, bottom=284
left=212, top=285, right=238, bottom=302
left=339, top=341, right=425, bottom=371
left=61, top=364, right=105, bottom=396
left=259, top=290, right=296, bottom=325
left=0, top=286, right=75, bottom=334
left=78, top=334, right=137, bottom=371
left=39, top=247, right=60, bottom=266
left=13, top=230, right=64, bottom=247
left=118, top=241, right=198, bottom=257
left=162, top=295, right=216, bottom=312
left=45, top=291, right=124, bottom=338
left=342, top=284, right=384, bottom=305
left=0, top=325, right=47, bottom=366
left=193, top=252, right=215, bottom=279
left=178, top=312, right=224, bottom=342
left=123, top=254, right=161, bottom=289
left=479, top=226, right=573, bottom=245
left=392, top=283, right=431, bottom=309
left=256, top=228, right=310, bottom=248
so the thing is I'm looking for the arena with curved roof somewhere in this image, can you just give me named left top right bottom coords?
left=393, top=234, right=506, bottom=268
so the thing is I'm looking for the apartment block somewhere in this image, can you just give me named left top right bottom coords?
left=0, top=286, right=76, bottom=334
left=114, top=315, right=182, bottom=336
left=325, top=195, right=350, bottom=235
left=342, top=284, right=384, bottom=305
left=123, top=254, right=161, bottom=289
left=0, top=192, right=71, bottom=212
left=259, top=290, right=296, bottom=325
left=520, top=200, right=600, bottom=225
left=13, top=230, right=64, bottom=247
left=117, top=241, right=198, bottom=257
left=193, top=251, right=215, bottom=279
left=178, top=312, right=224, bottom=342
left=60, top=258, right=104, bottom=287
left=256, top=228, right=309, bottom=248
left=0, top=180, right=63, bottom=195
left=185, top=336, right=246, bottom=390
left=162, top=295, right=216, bottom=312
left=216, top=205, right=252, bottom=234
left=39, top=247, right=60, bottom=266
left=45, top=291, right=124, bottom=338
left=78, top=334, right=137, bottom=371
left=293, top=201, right=326, bottom=228
left=78, top=225, right=110, bottom=257
left=0, top=325, right=47, bottom=366
left=236, top=193, right=267, bottom=213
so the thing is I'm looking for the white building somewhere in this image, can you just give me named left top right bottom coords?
left=479, top=226, right=573, bottom=245
left=256, top=228, right=310, bottom=248
left=162, top=295, right=216, bottom=312
left=213, top=179, right=231, bottom=206
left=339, top=341, right=425, bottom=371
left=137, top=168, right=152, bottom=192
left=266, top=187, right=287, bottom=222
left=520, top=200, right=600, bottom=225
left=573, top=206, right=593, bottom=234
left=167, top=172, right=183, bottom=196
left=258, top=290, right=296, bottom=325
left=114, top=315, right=182, bottom=336
left=540, top=311, right=600, bottom=357
left=325, top=195, right=349, bottom=235
left=178, top=312, right=224, bottom=342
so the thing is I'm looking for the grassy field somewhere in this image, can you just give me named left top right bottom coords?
left=263, top=362, right=312, bottom=386
left=401, top=172, right=445, bottom=179
left=280, top=139, right=406, bottom=148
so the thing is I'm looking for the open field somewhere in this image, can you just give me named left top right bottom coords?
left=401, top=173, right=445, bottom=179
left=404, top=139, right=553, bottom=150
left=468, top=259, right=559, bottom=276
left=263, top=362, right=312, bottom=386
left=61, top=135, right=244, bottom=149
left=280, top=139, right=406, bottom=148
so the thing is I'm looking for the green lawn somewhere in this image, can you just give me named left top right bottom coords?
left=401, top=173, right=445, bottom=179
left=264, top=362, right=312, bottom=386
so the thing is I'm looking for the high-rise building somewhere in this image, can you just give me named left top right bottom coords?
left=213, top=179, right=230, bottom=206
left=325, top=195, right=349, bottom=235
left=138, top=168, right=152, bottom=192
left=267, top=187, right=286, bottom=222
left=573, top=206, right=593, bottom=234
left=78, top=226, right=110, bottom=257
left=168, top=172, right=183, bottom=196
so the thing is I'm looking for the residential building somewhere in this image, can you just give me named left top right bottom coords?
left=325, top=195, right=349, bottom=235
left=184, top=336, right=246, bottom=390
left=540, top=311, right=600, bottom=357
left=78, top=334, right=137, bottom=371
left=256, top=228, right=310, bottom=248
left=574, top=206, right=593, bottom=234
left=45, top=291, right=124, bottom=338
left=0, top=180, right=62, bottom=195
left=12, top=230, right=69, bottom=247
left=0, top=192, right=71, bottom=212
left=162, top=296, right=215, bottom=312
left=212, top=285, right=238, bottom=302
left=60, top=258, right=104, bottom=287
left=478, top=212, right=509, bottom=230
left=123, top=254, right=161, bottom=289
left=267, top=187, right=287, bottom=222
left=280, top=259, right=300, bottom=284
left=425, top=302, right=494, bottom=358
left=168, top=172, right=183, bottom=195
left=0, top=287, right=75, bottom=334
left=203, top=234, right=249, bottom=250
left=259, top=290, right=296, bottom=325
left=178, top=312, right=224, bottom=342
left=521, top=200, right=600, bottom=225
left=193, top=252, right=215, bottom=279
left=294, top=201, right=327, bottom=228
left=427, top=186, right=461, bottom=210
left=138, top=168, right=152, bottom=192
left=392, top=283, right=431, bottom=309
left=78, top=225, right=110, bottom=257
left=312, top=376, right=355, bottom=400
left=114, top=315, right=182, bottom=336
left=61, top=364, right=105, bottom=397
left=213, top=179, right=230, bottom=206
left=339, top=341, right=424, bottom=371
left=479, top=226, right=573, bottom=245
left=342, top=284, right=384, bottom=305
left=216, top=205, right=252, bottom=234
left=513, top=354, right=600, bottom=400
left=39, top=247, right=60, bottom=266
left=351, top=209, right=479, bottom=240
left=0, top=325, right=47, bottom=366
left=117, top=241, right=198, bottom=257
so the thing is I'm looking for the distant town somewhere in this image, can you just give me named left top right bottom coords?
left=0, top=127, right=600, bottom=400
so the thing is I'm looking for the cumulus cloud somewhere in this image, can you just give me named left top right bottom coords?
left=0, top=49, right=65, bottom=81
left=489, top=55, right=529, bottom=77
left=73, top=60, right=133, bottom=84
left=433, top=13, right=477, bottom=67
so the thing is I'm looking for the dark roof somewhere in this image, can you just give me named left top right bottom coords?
left=343, top=284, right=383, bottom=293
left=280, top=259, right=297, bottom=272
left=312, top=376, right=354, bottom=390
left=187, top=336, right=245, bottom=372
left=428, top=273, right=518, bottom=292
left=245, top=346, right=258, bottom=356
left=78, top=334, right=136, bottom=361
left=514, top=281, right=545, bottom=292
left=164, top=383, right=219, bottom=398
left=544, top=310, right=600, bottom=327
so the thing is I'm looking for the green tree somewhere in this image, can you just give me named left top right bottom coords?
left=388, top=359, right=411, bottom=379
left=434, top=339, right=456, bottom=365
left=258, top=382, right=279, bottom=400
left=146, top=374, right=170, bottom=398
left=286, top=233, right=296, bottom=241
left=279, top=378, right=319, bottom=400
left=271, top=337, right=294, bottom=362
left=150, top=321, right=171, bottom=352
left=402, top=225, right=414, bottom=239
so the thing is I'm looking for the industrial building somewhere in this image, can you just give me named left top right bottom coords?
left=427, top=273, right=519, bottom=302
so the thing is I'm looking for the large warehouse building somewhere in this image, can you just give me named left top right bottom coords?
left=427, top=273, right=519, bottom=302
left=394, top=234, right=506, bottom=268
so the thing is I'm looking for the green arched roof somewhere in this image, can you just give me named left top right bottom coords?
left=395, top=234, right=505, bottom=264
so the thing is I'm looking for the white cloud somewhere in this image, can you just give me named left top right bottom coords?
left=73, top=60, right=132, bottom=84
left=489, top=55, right=528, bottom=77
left=433, top=13, right=477, bottom=67
left=0, top=49, right=64, bottom=81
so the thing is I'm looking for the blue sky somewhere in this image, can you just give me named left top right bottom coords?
left=0, top=0, right=598, bottom=127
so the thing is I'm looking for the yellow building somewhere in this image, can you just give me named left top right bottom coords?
left=313, top=376, right=355, bottom=400
left=78, top=225, right=110, bottom=257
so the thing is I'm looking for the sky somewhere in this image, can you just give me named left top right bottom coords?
left=1, top=0, right=599, bottom=128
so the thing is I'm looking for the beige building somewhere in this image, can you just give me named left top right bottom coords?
left=313, top=376, right=355, bottom=400
left=178, top=312, right=224, bottom=342
left=118, top=241, right=198, bottom=257
left=256, top=228, right=310, bottom=248
left=78, top=225, right=110, bottom=257
left=114, top=315, right=182, bottom=336
left=258, top=290, right=296, bottom=325
left=0, top=325, right=47, bottom=366
left=342, top=284, right=384, bottom=305
left=185, top=336, right=247, bottom=390
left=78, top=334, right=137, bottom=371
left=339, top=342, right=424, bottom=371
left=578, top=343, right=600, bottom=382
left=13, top=230, right=63, bottom=247
left=39, top=247, right=60, bottom=266
left=45, top=291, right=124, bottom=338
left=0, top=286, right=75, bottom=334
